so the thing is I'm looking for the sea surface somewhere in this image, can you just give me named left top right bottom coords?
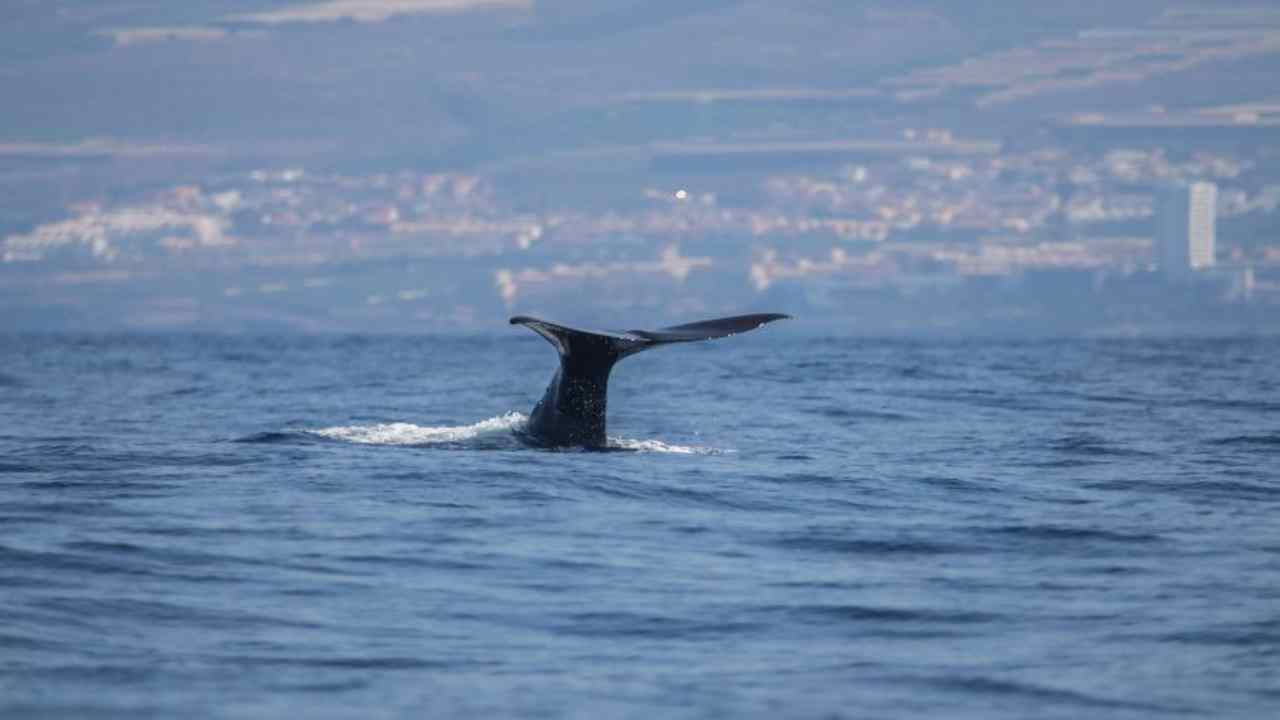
left=2, top=331, right=1278, bottom=718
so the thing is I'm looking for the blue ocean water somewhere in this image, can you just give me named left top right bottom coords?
left=1, top=331, right=1278, bottom=718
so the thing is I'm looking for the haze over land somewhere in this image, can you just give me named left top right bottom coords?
left=3, top=1, right=1280, bottom=333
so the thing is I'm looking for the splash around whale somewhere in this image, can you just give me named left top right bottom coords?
left=511, top=313, right=789, bottom=448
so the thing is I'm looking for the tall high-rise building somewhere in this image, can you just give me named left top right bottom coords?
left=1157, top=181, right=1217, bottom=278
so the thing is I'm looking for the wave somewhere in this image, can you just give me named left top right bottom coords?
left=771, top=603, right=1001, bottom=625
left=233, top=431, right=306, bottom=444
left=907, top=675, right=1189, bottom=713
left=773, top=534, right=963, bottom=556
left=984, top=524, right=1162, bottom=544
left=1048, top=432, right=1155, bottom=457
left=1210, top=433, right=1280, bottom=448
left=0, top=462, right=41, bottom=474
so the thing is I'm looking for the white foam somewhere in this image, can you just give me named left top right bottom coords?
left=312, top=412, right=527, bottom=445
left=309, top=412, right=723, bottom=453
left=608, top=437, right=726, bottom=455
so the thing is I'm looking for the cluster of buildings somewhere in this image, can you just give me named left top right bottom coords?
left=3, top=131, right=1278, bottom=331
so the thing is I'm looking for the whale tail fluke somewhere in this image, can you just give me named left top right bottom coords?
left=511, top=313, right=789, bottom=447
left=510, top=313, right=789, bottom=362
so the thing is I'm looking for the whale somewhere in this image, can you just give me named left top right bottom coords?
left=511, top=313, right=789, bottom=447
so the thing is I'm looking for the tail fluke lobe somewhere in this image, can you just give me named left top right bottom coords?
left=626, top=313, right=790, bottom=344
left=509, top=315, right=645, bottom=363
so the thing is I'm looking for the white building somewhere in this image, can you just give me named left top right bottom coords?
left=1157, top=181, right=1217, bottom=278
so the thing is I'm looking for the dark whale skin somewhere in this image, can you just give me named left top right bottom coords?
left=511, top=313, right=789, bottom=448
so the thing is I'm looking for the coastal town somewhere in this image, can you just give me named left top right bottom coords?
left=4, top=121, right=1279, bottom=333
